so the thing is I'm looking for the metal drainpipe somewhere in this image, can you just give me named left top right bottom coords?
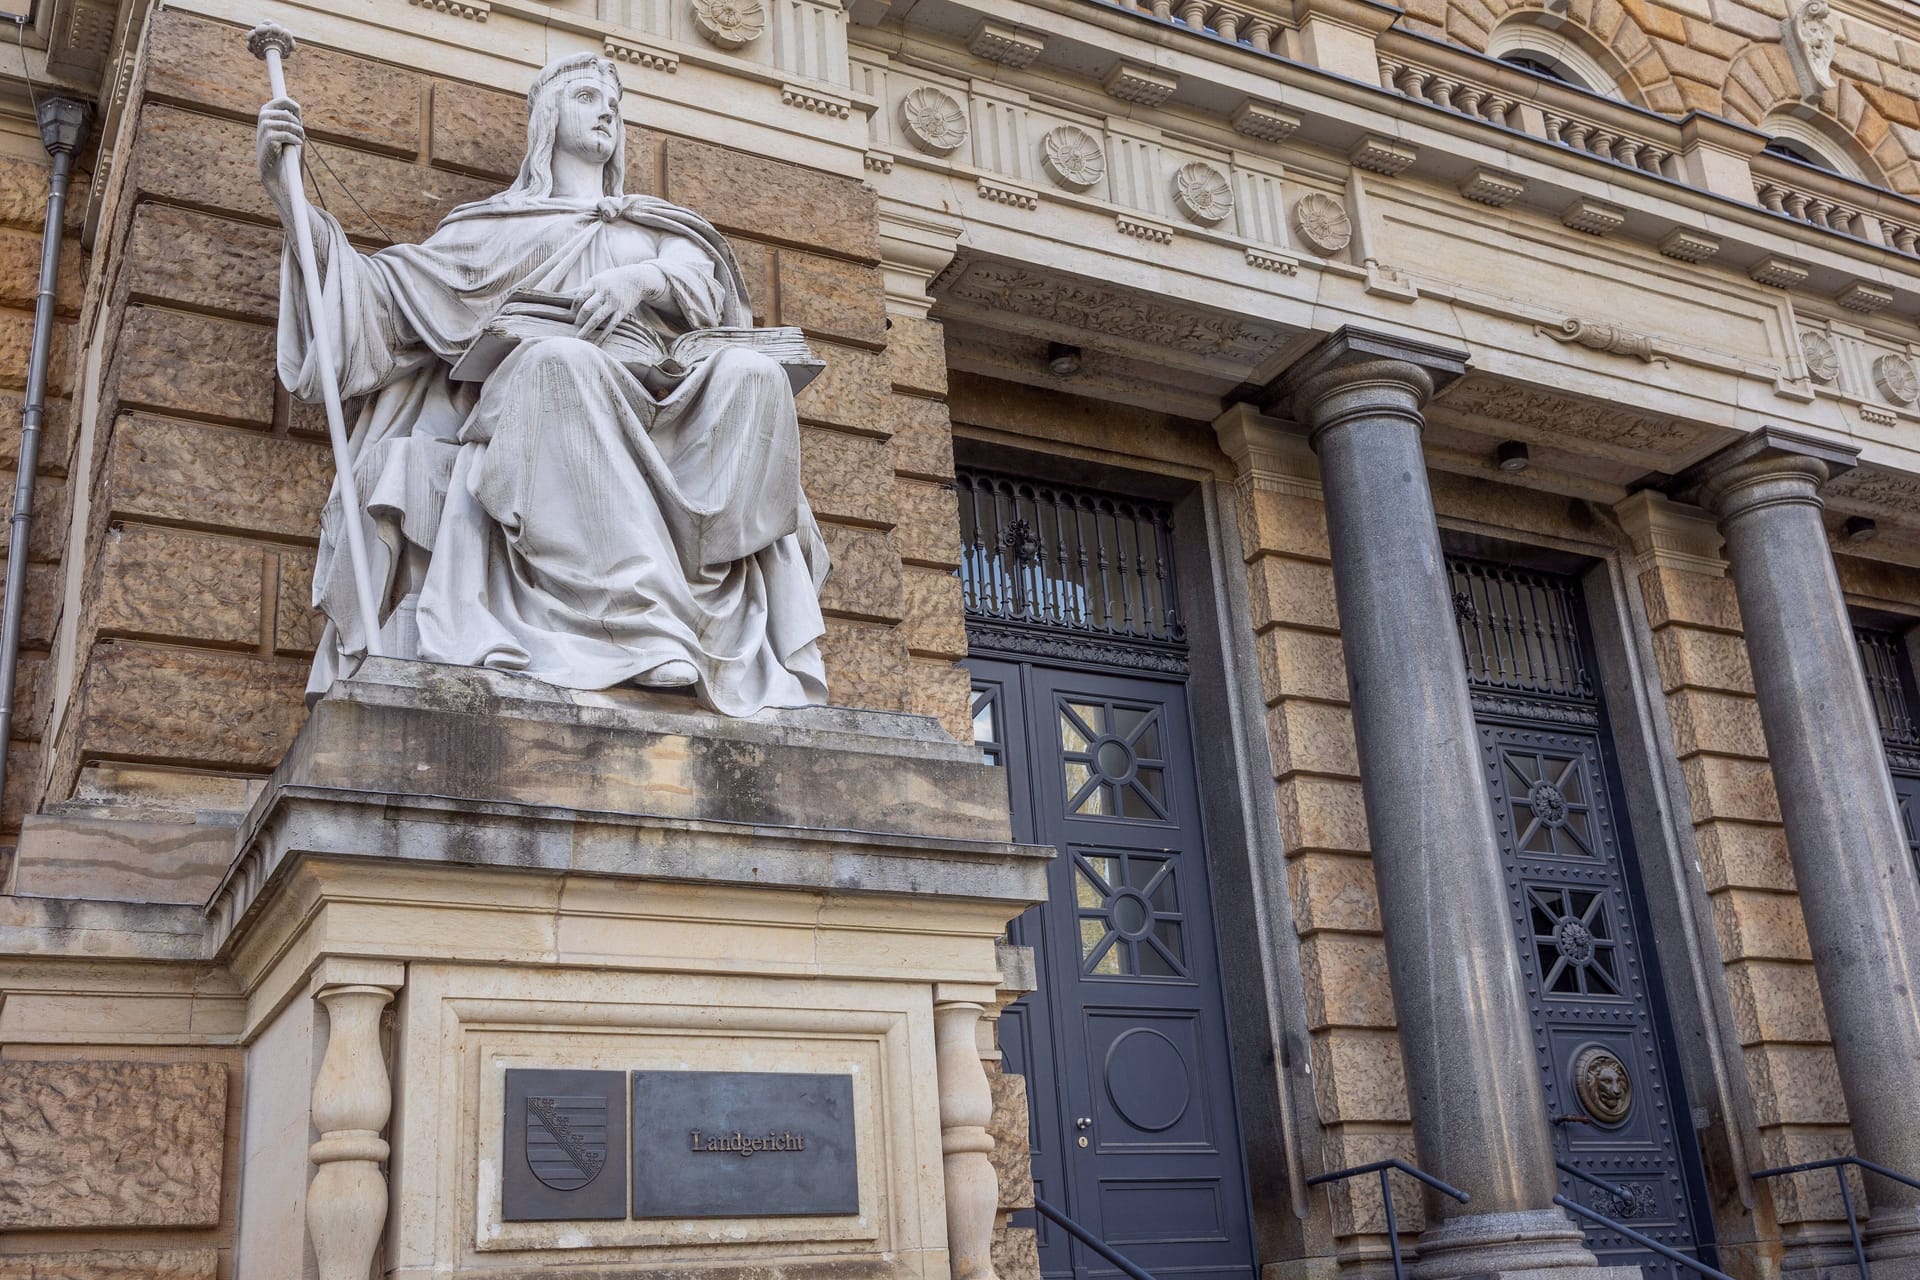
left=0, top=97, right=92, bottom=821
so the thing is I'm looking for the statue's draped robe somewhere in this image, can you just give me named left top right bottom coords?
left=278, top=193, right=830, bottom=717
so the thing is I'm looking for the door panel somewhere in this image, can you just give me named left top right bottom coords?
left=970, top=655, right=1255, bottom=1280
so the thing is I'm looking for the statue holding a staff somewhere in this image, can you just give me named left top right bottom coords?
left=252, top=36, right=831, bottom=717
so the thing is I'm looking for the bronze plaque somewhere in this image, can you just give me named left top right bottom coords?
left=630, top=1070, right=859, bottom=1218
left=503, top=1069, right=627, bottom=1221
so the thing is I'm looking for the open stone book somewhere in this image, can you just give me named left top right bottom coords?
left=450, top=288, right=825, bottom=394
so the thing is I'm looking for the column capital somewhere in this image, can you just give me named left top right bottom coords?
left=1210, top=404, right=1320, bottom=497
left=1267, top=326, right=1469, bottom=440
left=1673, top=425, right=1859, bottom=523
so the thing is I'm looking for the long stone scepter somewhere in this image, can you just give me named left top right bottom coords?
left=247, top=22, right=386, bottom=658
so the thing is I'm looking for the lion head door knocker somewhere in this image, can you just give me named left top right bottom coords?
left=1572, top=1046, right=1633, bottom=1125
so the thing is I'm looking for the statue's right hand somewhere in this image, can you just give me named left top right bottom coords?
left=256, top=96, right=306, bottom=210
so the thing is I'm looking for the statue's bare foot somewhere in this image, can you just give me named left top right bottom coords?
left=637, top=659, right=698, bottom=688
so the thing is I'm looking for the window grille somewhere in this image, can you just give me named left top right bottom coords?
left=1447, top=558, right=1595, bottom=705
left=956, top=469, right=1183, bottom=651
left=1855, top=626, right=1920, bottom=750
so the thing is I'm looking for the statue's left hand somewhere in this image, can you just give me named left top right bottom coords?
left=575, top=263, right=670, bottom=340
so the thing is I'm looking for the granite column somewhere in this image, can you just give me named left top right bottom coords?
left=1686, top=428, right=1920, bottom=1269
left=1277, top=329, right=1610, bottom=1280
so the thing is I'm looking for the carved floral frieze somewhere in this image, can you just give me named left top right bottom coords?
left=1039, top=126, right=1105, bottom=191
left=1437, top=373, right=1701, bottom=453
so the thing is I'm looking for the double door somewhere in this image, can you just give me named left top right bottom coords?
left=968, top=655, right=1255, bottom=1280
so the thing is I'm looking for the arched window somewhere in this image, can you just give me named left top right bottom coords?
left=1761, top=114, right=1866, bottom=180
left=1485, top=23, right=1625, bottom=100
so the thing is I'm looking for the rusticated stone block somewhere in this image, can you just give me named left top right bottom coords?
left=1650, top=625, right=1755, bottom=695
left=1309, top=1027, right=1409, bottom=1123
left=885, top=393, right=954, bottom=480
left=1236, top=488, right=1330, bottom=562
left=729, top=237, right=774, bottom=325
left=895, top=477, right=961, bottom=570
left=1256, top=627, right=1348, bottom=705
left=801, top=426, right=896, bottom=527
left=1711, top=888, right=1813, bottom=962
left=795, top=342, right=887, bottom=434
left=986, top=1061, right=1033, bottom=1209
left=777, top=250, right=887, bottom=348
left=1276, top=775, right=1370, bottom=852
left=1266, top=699, right=1358, bottom=778
left=275, top=547, right=323, bottom=656
left=1246, top=553, right=1340, bottom=633
left=133, top=106, right=494, bottom=245
left=885, top=314, right=948, bottom=398
left=74, top=642, right=309, bottom=768
left=0, top=475, right=68, bottom=562
left=1757, top=1128, right=1860, bottom=1224
left=0, top=1249, right=218, bottom=1280
left=1695, top=819, right=1795, bottom=892
left=0, top=1060, right=226, bottom=1228
left=818, top=523, right=904, bottom=623
left=0, top=390, right=74, bottom=474
left=1640, top=563, right=1743, bottom=633
left=1725, top=960, right=1830, bottom=1047
left=113, top=306, right=274, bottom=427
left=146, top=9, right=422, bottom=155
left=430, top=79, right=525, bottom=180
left=95, top=524, right=265, bottom=647
left=820, top=619, right=910, bottom=713
left=664, top=136, right=879, bottom=262
left=1288, top=850, right=1380, bottom=935
left=0, top=310, right=75, bottom=396
left=1744, top=1043, right=1849, bottom=1126
left=993, top=1225, right=1041, bottom=1280
left=1681, top=753, right=1782, bottom=824
left=108, top=414, right=331, bottom=540
left=900, top=566, right=966, bottom=660
left=125, top=204, right=281, bottom=321
left=909, top=656, right=972, bottom=742
left=0, top=225, right=83, bottom=314
left=1300, top=932, right=1395, bottom=1029
left=1665, top=687, right=1768, bottom=759
left=1320, top=1125, right=1422, bottom=1236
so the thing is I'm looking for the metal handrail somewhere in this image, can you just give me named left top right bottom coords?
left=1033, top=1195, right=1161, bottom=1280
left=1307, top=1159, right=1471, bottom=1280
left=1751, top=1156, right=1920, bottom=1280
left=1553, top=1162, right=1734, bottom=1280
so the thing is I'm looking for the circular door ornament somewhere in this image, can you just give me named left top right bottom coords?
left=1874, top=353, right=1918, bottom=405
left=1171, top=162, right=1234, bottom=226
left=692, top=0, right=767, bottom=47
left=1572, top=1046, right=1633, bottom=1125
left=1292, top=192, right=1352, bottom=254
left=1799, top=329, right=1839, bottom=384
left=1040, top=125, right=1106, bottom=191
left=1527, top=779, right=1570, bottom=829
left=899, top=88, right=968, bottom=155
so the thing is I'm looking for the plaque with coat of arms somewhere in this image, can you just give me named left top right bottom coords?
left=503, top=1069, right=628, bottom=1221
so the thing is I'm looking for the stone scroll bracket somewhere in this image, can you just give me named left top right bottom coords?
left=307, top=958, right=404, bottom=1280
left=935, top=983, right=1002, bottom=1280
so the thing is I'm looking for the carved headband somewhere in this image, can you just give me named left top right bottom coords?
left=526, top=53, right=623, bottom=106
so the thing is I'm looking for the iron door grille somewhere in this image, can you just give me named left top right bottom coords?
left=1856, top=626, right=1920, bottom=772
left=1449, top=557, right=1596, bottom=723
left=957, top=469, right=1186, bottom=673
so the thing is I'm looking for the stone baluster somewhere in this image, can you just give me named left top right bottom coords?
left=1273, top=329, right=1611, bottom=1280
left=1613, top=137, right=1642, bottom=168
left=1891, top=222, right=1919, bottom=254
left=1589, top=129, right=1617, bottom=160
left=1639, top=144, right=1671, bottom=175
left=936, top=989, right=999, bottom=1280
left=1244, top=18, right=1276, bottom=50
left=1784, top=189, right=1811, bottom=221
left=307, top=966, right=402, bottom=1280
left=1215, top=10, right=1240, bottom=41
left=1808, top=197, right=1836, bottom=228
left=1378, top=56, right=1403, bottom=91
left=1397, top=66, right=1431, bottom=102
left=1756, top=181, right=1788, bottom=213
left=1482, top=94, right=1512, bottom=128
left=1453, top=85, right=1484, bottom=118
left=1178, top=0, right=1207, bottom=28
left=1562, top=120, right=1592, bottom=154
left=1682, top=429, right=1920, bottom=1273
left=1543, top=111, right=1567, bottom=143
left=1429, top=76, right=1456, bottom=109
left=1151, top=0, right=1172, bottom=18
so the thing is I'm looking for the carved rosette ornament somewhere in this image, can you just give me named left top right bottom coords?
left=1800, top=329, right=1840, bottom=384
left=1039, top=125, right=1106, bottom=191
left=691, top=0, right=766, bottom=49
left=1572, top=1046, right=1633, bottom=1125
left=1783, top=0, right=1837, bottom=95
left=1875, top=354, right=1919, bottom=405
left=1170, top=161, right=1233, bottom=226
left=899, top=87, right=968, bottom=156
left=1291, top=192, right=1352, bottom=255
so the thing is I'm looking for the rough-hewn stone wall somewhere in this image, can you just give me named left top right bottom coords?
left=39, top=7, right=970, bottom=818
left=1400, top=0, right=1920, bottom=191
left=0, top=152, right=87, bottom=845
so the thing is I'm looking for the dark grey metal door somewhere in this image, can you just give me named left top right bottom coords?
left=1854, top=625, right=1920, bottom=875
left=1451, top=557, right=1714, bottom=1280
left=970, top=657, right=1256, bottom=1280
left=955, top=467, right=1253, bottom=1280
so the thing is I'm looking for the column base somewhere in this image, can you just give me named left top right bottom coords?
left=1409, top=1210, right=1632, bottom=1280
left=1870, top=1205, right=1920, bottom=1270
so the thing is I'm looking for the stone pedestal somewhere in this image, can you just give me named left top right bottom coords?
left=214, top=659, right=1050, bottom=1280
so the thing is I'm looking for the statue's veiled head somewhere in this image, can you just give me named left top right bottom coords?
left=504, top=52, right=628, bottom=200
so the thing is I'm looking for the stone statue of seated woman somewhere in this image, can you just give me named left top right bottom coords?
left=256, top=51, right=830, bottom=717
